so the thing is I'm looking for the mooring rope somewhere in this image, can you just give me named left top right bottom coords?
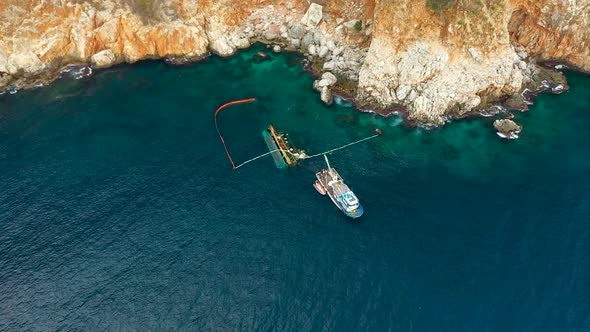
left=303, top=134, right=380, bottom=159
left=233, top=133, right=380, bottom=170
left=234, top=149, right=283, bottom=169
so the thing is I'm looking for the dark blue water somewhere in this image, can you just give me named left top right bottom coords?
left=1, top=46, right=589, bottom=331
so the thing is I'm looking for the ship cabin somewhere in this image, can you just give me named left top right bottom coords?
left=338, top=191, right=360, bottom=211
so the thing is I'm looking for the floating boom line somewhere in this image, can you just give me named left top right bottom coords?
left=214, top=98, right=257, bottom=169
left=233, top=133, right=380, bottom=170
left=304, top=134, right=380, bottom=159
left=234, top=148, right=290, bottom=169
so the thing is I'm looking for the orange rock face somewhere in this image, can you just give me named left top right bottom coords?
left=509, top=0, right=589, bottom=70
left=0, top=0, right=587, bottom=123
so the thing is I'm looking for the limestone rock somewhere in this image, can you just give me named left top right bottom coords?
left=7, top=52, right=45, bottom=75
left=231, top=35, right=251, bottom=49
left=321, top=86, right=333, bottom=105
left=273, top=45, right=281, bottom=53
left=327, top=40, right=336, bottom=51
left=466, top=95, right=481, bottom=110
left=91, top=50, right=116, bottom=68
left=301, top=3, right=323, bottom=28
left=321, top=72, right=338, bottom=86
left=209, top=38, right=236, bottom=56
left=395, top=84, right=411, bottom=101
left=397, top=41, right=449, bottom=84
left=317, top=79, right=331, bottom=88
left=413, top=96, right=431, bottom=115
left=263, top=29, right=278, bottom=41
left=313, top=31, right=324, bottom=45
left=301, top=33, right=315, bottom=51
left=468, top=47, right=483, bottom=63
left=318, top=46, right=329, bottom=58
left=0, top=54, right=8, bottom=74
left=309, top=45, right=317, bottom=56
left=493, top=119, right=522, bottom=139
left=288, top=23, right=306, bottom=39
left=323, top=61, right=335, bottom=71
left=407, top=90, right=418, bottom=102
left=313, top=79, right=321, bottom=92
left=207, top=22, right=236, bottom=57
left=410, top=96, right=441, bottom=124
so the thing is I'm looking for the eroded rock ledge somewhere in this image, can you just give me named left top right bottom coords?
left=0, top=0, right=588, bottom=126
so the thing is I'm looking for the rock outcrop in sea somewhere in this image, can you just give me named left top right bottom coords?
left=494, top=119, right=522, bottom=139
left=0, top=0, right=588, bottom=126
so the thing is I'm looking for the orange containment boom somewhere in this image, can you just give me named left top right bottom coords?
left=214, top=98, right=257, bottom=169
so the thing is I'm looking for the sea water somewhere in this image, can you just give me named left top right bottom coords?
left=1, top=45, right=589, bottom=330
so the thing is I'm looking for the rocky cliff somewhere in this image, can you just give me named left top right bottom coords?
left=0, top=0, right=588, bottom=125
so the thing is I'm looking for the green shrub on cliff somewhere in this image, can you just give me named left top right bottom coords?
left=354, top=20, right=363, bottom=32
left=426, top=0, right=458, bottom=12
left=130, top=0, right=156, bottom=18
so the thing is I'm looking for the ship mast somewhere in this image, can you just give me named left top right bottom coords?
left=323, top=154, right=331, bottom=171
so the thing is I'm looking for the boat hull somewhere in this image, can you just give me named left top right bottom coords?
left=315, top=168, right=363, bottom=219
left=313, top=181, right=327, bottom=195
left=343, top=204, right=364, bottom=218
left=262, top=129, right=287, bottom=169
left=324, top=187, right=364, bottom=218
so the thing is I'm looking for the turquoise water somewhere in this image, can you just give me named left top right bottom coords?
left=1, top=45, right=589, bottom=330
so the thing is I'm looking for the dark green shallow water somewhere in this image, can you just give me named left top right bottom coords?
left=1, top=46, right=589, bottom=331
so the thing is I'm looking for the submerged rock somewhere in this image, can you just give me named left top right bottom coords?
left=494, top=119, right=522, bottom=139
left=253, top=52, right=269, bottom=63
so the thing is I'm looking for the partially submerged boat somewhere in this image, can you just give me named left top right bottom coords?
left=314, top=154, right=364, bottom=218
left=262, top=124, right=307, bottom=169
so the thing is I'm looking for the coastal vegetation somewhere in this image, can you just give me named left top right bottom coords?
left=128, top=0, right=162, bottom=22
left=354, top=20, right=363, bottom=32
left=426, top=0, right=457, bottom=12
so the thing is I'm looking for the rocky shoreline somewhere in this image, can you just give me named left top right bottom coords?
left=0, top=1, right=588, bottom=128
left=307, top=55, right=576, bottom=129
left=0, top=37, right=579, bottom=131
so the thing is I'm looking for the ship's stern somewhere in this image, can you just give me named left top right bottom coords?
left=344, top=204, right=364, bottom=219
